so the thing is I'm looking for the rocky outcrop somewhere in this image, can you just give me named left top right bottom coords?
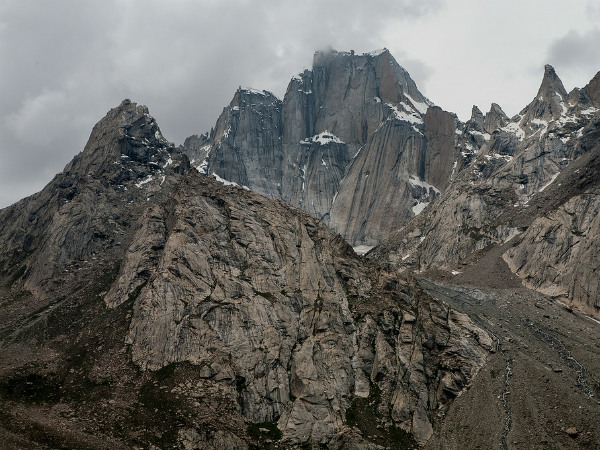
left=584, top=70, right=600, bottom=107
left=503, top=191, right=600, bottom=314
left=502, top=139, right=600, bottom=316
left=0, top=100, right=493, bottom=449
left=0, top=99, right=188, bottom=302
left=483, top=103, right=509, bottom=135
left=104, top=172, right=491, bottom=447
left=198, top=88, right=284, bottom=197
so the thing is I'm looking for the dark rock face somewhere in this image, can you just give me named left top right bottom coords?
left=584, top=70, right=600, bottom=107
left=0, top=99, right=188, bottom=300
left=483, top=103, right=509, bottom=135
left=202, top=88, right=284, bottom=197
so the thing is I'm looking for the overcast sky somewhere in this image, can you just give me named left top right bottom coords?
left=1, top=0, right=600, bottom=208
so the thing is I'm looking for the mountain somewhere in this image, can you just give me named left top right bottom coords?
left=2, top=51, right=600, bottom=450
left=372, top=64, right=600, bottom=318
left=0, top=99, right=492, bottom=449
left=183, top=49, right=455, bottom=248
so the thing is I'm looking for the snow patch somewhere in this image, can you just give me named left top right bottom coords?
left=412, top=201, right=429, bottom=215
left=483, top=153, right=513, bottom=162
left=558, top=98, right=568, bottom=116
left=366, top=48, right=387, bottom=56
left=469, top=130, right=491, bottom=141
left=581, top=107, right=599, bottom=116
left=135, top=175, right=154, bottom=188
left=241, top=87, right=267, bottom=96
left=386, top=103, right=423, bottom=125
left=408, top=175, right=440, bottom=194
left=402, top=254, right=411, bottom=261
left=557, top=114, right=579, bottom=126
left=450, top=160, right=458, bottom=180
left=406, top=94, right=430, bottom=115
left=501, top=119, right=526, bottom=141
left=195, top=145, right=211, bottom=175
left=302, top=131, right=344, bottom=146
left=354, top=245, right=375, bottom=255
left=531, top=118, right=549, bottom=139
left=451, top=271, right=461, bottom=276
left=211, top=173, right=250, bottom=190
left=163, top=157, right=173, bottom=168
left=538, top=172, right=559, bottom=193
left=331, top=191, right=338, bottom=207
left=196, top=160, right=208, bottom=174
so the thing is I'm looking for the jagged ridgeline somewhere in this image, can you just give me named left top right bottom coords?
left=373, top=65, right=600, bottom=318
left=1, top=47, right=600, bottom=450
left=183, top=48, right=453, bottom=249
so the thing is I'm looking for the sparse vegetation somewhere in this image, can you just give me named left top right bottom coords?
left=247, top=421, right=282, bottom=448
left=345, top=382, right=418, bottom=449
left=253, top=290, right=275, bottom=301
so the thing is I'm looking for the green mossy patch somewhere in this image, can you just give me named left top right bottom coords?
left=345, top=382, right=418, bottom=449
left=247, top=421, right=282, bottom=449
left=253, top=290, right=276, bottom=301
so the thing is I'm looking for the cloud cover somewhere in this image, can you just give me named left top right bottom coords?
left=0, top=0, right=599, bottom=208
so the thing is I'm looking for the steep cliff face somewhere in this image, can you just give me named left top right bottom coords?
left=190, top=88, right=284, bottom=197
left=104, top=173, right=491, bottom=447
left=502, top=136, right=600, bottom=316
left=183, top=49, right=458, bottom=247
left=374, top=67, right=600, bottom=318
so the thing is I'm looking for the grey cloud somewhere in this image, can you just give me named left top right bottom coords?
left=587, top=1, right=600, bottom=19
left=547, top=27, right=600, bottom=75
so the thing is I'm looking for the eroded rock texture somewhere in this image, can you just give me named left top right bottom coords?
left=106, top=173, right=491, bottom=447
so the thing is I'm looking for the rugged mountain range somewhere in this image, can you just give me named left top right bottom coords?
left=0, top=98, right=491, bottom=449
left=183, top=49, right=453, bottom=248
left=374, top=65, right=600, bottom=318
left=1, top=49, right=600, bottom=450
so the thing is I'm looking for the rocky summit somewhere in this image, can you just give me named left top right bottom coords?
left=1, top=49, right=600, bottom=450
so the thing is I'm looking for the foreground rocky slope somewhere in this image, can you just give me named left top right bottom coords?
left=421, top=277, right=600, bottom=450
left=0, top=101, right=492, bottom=449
